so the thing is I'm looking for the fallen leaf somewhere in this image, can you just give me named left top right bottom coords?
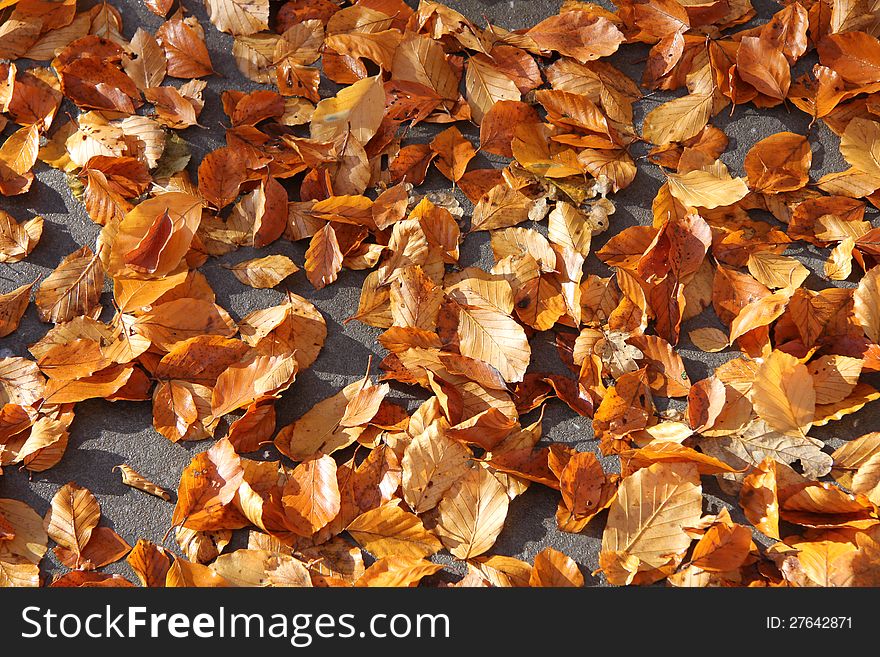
left=114, top=464, right=171, bottom=501
left=225, top=255, right=299, bottom=289
left=436, top=466, right=509, bottom=560
left=601, top=463, right=702, bottom=584
left=751, top=350, right=816, bottom=438
left=347, top=503, right=442, bottom=559
left=529, top=547, right=584, bottom=587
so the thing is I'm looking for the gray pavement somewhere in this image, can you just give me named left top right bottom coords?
left=0, top=0, right=878, bottom=585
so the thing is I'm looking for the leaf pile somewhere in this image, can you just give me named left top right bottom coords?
left=1, top=0, right=880, bottom=587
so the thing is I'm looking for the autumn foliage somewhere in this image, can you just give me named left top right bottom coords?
left=1, top=0, right=880, bottom=588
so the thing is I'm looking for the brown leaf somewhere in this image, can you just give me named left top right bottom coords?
left=44, top=482, right=101, bottom=566
left=35, top=246, right=103, bottom=323
left=304, top=223, right=343, bottom=290
left=737, top=36, right=790, bottom=100
left=527, top=11, right=624, bottom=63
left=690, top=523, right=753, bottom=572
left=134, top=298, right=237, bottom=352
left=55, top=526, right=131, bottom=570
left=0, top=280, right=34, bottom=337
left=744, top=132, right=811, bottom=193
left=529, top=547, right=584, bottom=587
left=0, top=211, right=42, bottom=263
left=127, top=539, right=171, bottom=587
left=281, top=454, right=341, bottom=537
left=172, top=438, right=245, bottom=530
left=157, top=16, right=214, bottom=78
left=347, top=503, right=441, bottom=559
left=198, top=147, right=245, bottom=210
left=430, top=126, right=476, bottom=182
left=559, top=451, right=605, bottom=517
left=817, top=31, right=880, bottom=86
left=211, top=353, right=297, bottom=417
left=114, top=464, right=171, bottom=501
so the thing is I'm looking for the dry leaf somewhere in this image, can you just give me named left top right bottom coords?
left=225, top=255, right=299, bottom=289
left=347, top=503, right=442, bottom=559
left=114, top=464, right=171, bottom=501
left=601, top=463, right=702, bottom=583
left=436, top=466, right=509, bottom=560
left=750, top=350, right=815, bottom=438
left=529, top=547, right=584, bottom=587
left=0, top=280, right=34, bottom=338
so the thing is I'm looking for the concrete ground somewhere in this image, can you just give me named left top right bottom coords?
left=0, top=0, right=877, bottom=585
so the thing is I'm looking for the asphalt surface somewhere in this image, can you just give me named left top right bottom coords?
left=0, top=0, right=878, bottom=585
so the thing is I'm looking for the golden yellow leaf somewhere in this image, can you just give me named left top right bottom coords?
left=211, top=548, right=312, bottom=587
left=0, top=498, right=48, bottom=565
left=790, top=539, right=858, bottom=586
left=390, top=265, right=443, bottom=330
left=470, top=184, right=536, bottom=232
left=274, top=378, right=367, bottom=461
left=166, top=558, right=230, bottom=587
left=728, top=291, right=790, bottom=343
left=854, top=265, right=880, bottom=343
left=205, top=0, right=269, bottom=36
left=355, top=556, right=444, bottom=587
left=642, top=92, right=713, bottom=146
left=852, top=452, right=880, bottom=505
left=281, top=454, right=341, bottom=537
left=813, top=384, right=880, bottom=426
left=0, top=211, right=42, bottom=263
left=750, top=350, right=815, bottom=438
left=339, top=378, right=389, bottom=428
left=0, top=557, right=39, bottom=587
left=831, top=432, right=880, bottom=489
left=840, top=117, right=880, bottom=178
left=808, top=355, right=862, bottom=405
left=436, top=466, right=509, bottom=560
left=402, top=422, right=472, bottom=514
left=391, top=33, right=459, bottom=102
left=224, top=254, right=299, bottom=289
left=666, top=168, right=749, bottom=209
left=347, top=503, right=442, bottom=559
left=447, top=272, right=530, bottom=382
left=311, top=74, right=385, bottom=145
left=825, top=237, right=855, bottom=281
left=746, top=252, right=809, bottom=290
left=466, top=55, right=520, bottom=124
left=600, top=463, right=702, bottom=579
